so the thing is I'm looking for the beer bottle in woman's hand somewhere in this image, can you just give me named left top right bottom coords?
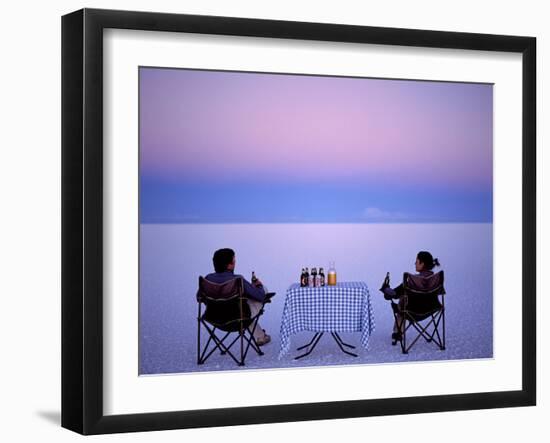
left=379, top=272, right=390, bottom=292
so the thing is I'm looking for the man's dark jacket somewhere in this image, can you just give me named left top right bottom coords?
left=205, top=270, right=267, bottom=302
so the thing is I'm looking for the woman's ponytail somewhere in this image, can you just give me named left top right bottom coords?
left=417, top=251, right=440, bottom=270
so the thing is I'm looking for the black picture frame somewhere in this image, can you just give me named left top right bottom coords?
left=61, top=8, right=536, bottom=435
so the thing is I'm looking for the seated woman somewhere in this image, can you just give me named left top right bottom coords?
left=380, top=250, right=441, bottom=341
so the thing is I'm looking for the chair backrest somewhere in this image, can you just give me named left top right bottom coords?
left=401, top=271, right=445, bottom=318
left=197, top=276, right=251, bottom=326
left=403, top=271, right=445, bottom=296
left=197, top=276, right=244, bottom=302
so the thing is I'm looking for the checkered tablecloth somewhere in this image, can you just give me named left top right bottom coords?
left=278, top=282, right=375, bottom=358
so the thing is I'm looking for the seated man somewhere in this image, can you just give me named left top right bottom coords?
left=205, top=248, right=272, bottom=346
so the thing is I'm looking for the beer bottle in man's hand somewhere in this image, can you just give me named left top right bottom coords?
left=252, top=272, right=263, bottom=289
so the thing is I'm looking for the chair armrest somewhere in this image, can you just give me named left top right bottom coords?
left=263, top=292, right=276, bottom=303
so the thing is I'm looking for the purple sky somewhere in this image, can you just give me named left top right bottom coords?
left=139, top=67, right=493, bottom=223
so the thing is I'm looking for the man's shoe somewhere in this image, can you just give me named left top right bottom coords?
left=256, top=334, right=271, bottom=346
left=391, top=332, right=402, bottom=341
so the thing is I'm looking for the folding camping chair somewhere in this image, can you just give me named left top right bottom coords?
left=391, top=271, right=446, bottom=354
left=196, top=276, right=273, bottom=366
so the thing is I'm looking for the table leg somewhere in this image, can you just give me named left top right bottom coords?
left=296, top=332, right=322, bottom=351
left=294, top=332, right=358, bottom=359
left=295, top=332, right=324, bottom=360
left=332, top=332, right=356, bottom=349
left=331, top=332, right=358, bottom=357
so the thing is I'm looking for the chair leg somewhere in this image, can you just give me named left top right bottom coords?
left=441, top=307, right=446, bottom=350
left=198, top=307, right=270, bottom=367
left=401, top=320, right=408, bottom=354
left=392, top=302, right=446, bottom=354
left=241, top=312, right=270, bottom=363
left=198, top=333, right=213, bottom=364
left=218, top=331, right=232, bottom=354
left=200, top=323, right=242, bottom=366
left=240, top=331, right=259, bottom=363
left=426, top=314, right=434, bottom=342
left=422, top=311, right=444, bottom=350
left=399, top=314, right=408, bottom=354
left=239, top=326, right=245, bottom=366
left=402, top=312, right=447, bottom=353
left=432, top=313, right=443, bottom=348
left=223, top=333, right=242, bottom=353
left=199, top=334, right=224, bottom=364
left=246, top=329, right=264, bottom=355
left=198, top=322, right=221, bottom=364
left=247, top=314, right=265, bottom=356
left=391, top=304, right=403, bottom=346
left=392, top=319, right=408, bottom=353
left=403, top=321, right=426, bottom=353
left=197, top=303, right=202, bottom=364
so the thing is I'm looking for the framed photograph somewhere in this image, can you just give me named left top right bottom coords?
left=62, top=8, right=536, bottom=435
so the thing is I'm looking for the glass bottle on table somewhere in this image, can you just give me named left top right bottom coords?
left=319, top=268, right=325, bottom=286
left=304, top=268, right=310, bottom=288
left=311, top=268, right=317, bottom=287
left=327, top=262, right=337, bottom=286
left=315, top=268, right=322, bottom=287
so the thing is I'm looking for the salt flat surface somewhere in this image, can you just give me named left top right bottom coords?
left=139, top=223, right=492, bottom=375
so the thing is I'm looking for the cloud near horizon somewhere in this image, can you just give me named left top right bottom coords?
left=361, top=207, right=410, bottom=221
